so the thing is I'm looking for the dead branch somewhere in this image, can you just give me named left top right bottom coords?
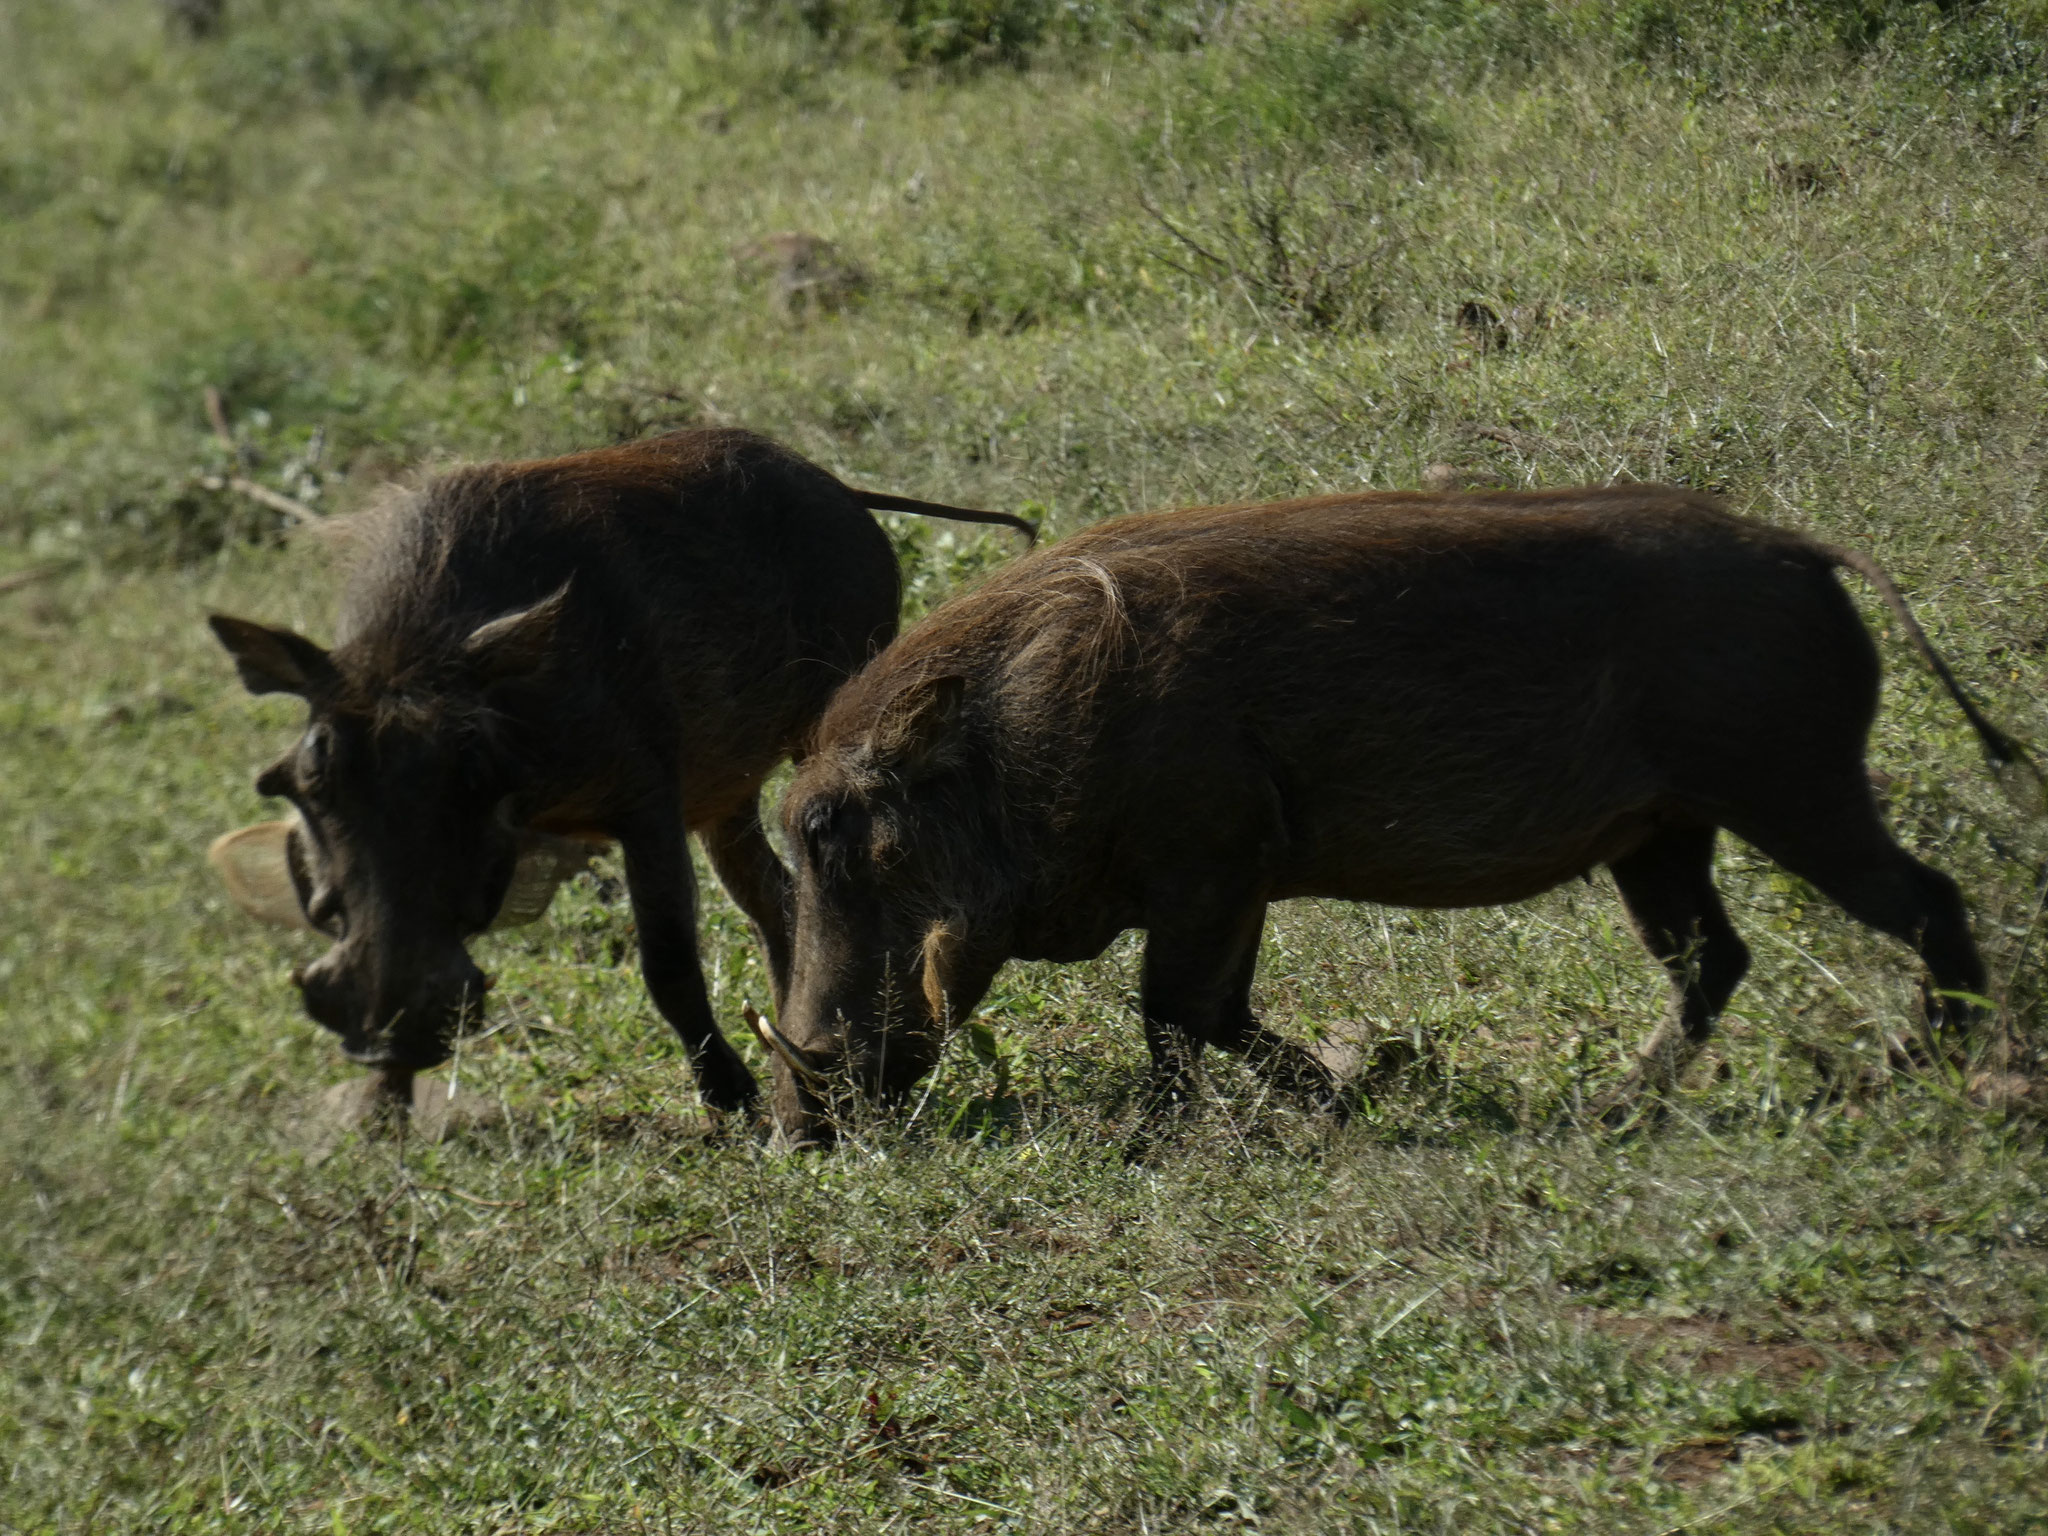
left=193, top=386, right=321, bottom=519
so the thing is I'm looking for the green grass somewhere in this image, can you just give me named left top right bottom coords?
left=5, top=1, right=2048, bottom=1529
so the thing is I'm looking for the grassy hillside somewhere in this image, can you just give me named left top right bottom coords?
left=4, top=0, right=2048, bottom=1529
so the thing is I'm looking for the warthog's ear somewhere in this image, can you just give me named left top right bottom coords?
left=208, top=614, right=337, bottom=699
left=868, top=674, right=969, bottom=773
left=463, top=581, right=571, bottom=684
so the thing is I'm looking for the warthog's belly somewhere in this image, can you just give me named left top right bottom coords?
left=1274, top=804, right=1665, bottom=910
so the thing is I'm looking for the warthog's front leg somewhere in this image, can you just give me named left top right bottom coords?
left=703, top=797, right=795, bottom=1017
left=1136, top=901, right=1339, bottom=1142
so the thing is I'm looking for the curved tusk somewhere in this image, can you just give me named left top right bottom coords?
left=209, top=819, right=317, bottom=931
left=921, top=920, right=959, bottom=1030
left=743, top=1002, right=826, bottom=1086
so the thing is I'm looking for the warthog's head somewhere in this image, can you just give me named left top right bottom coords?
left=208, top=588, right=568, bottom=1070
left=770, top=673, right=1015, bottom=1142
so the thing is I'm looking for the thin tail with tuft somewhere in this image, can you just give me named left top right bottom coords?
left=1827, top=545, right=2048, bottom=816
left=854, top=489, right=1038, bottom=545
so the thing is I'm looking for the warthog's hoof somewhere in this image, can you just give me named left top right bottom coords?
left=765, top=1122, right=832, bottom=1155
left=695, top=1059, right=762, bottom=1118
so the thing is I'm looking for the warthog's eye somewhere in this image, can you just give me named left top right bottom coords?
left=798, top=799, right=838, bottom=855
left=306, top=885, right=346, bottom=937
left=799, top=796, right=871, bottom=876
left=297, top=723, right=334, bottom=792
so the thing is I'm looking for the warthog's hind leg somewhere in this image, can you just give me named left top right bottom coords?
left=1731, top=785, right=1986, bottom=1051
left=619, top=802, right=760, bottom=1115
left=1597, top=821, right=1750, bottom=1122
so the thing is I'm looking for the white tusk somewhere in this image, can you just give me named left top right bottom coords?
left=743, top=1002, right=825, bottom=1085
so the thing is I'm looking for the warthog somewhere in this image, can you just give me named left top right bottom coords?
left=209, top=427, right=1032, bottom=1113
left=760, top=485, right=2041, bottom=1138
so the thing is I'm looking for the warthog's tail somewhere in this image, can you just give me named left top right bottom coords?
left=1827, top=545, right=2048, bottom=816
left=853, top=489, right=1038, bottom=545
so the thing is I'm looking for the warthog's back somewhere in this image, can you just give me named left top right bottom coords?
left=830, top=485, right=1876, bottom=915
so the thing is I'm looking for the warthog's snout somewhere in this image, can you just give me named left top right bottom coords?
left=292, top=945, right=490, bottom=1070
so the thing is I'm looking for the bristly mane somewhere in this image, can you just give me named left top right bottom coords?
left=326, top=466, right=541, bottom=733
left=321, top=431, right=786, bottom=737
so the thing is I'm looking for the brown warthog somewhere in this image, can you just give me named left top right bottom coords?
left=761, top=485, right=2041, bottom=1138
left=208, top=427, right=1033, bottom=1114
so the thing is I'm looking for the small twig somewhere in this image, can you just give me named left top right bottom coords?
left=200, top=383, right=319, bottom=521
left=1135, top=185, right=1235, bottom=275
left=900, top=1479, right=1024, bottom=1519
left=198, top=473, right=322, bottom=524
left=0, top=561, right=78, bottom=596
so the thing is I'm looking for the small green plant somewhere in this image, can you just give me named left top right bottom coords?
left=787, top=0, right=1223, bottom=62
left=204, top=0, right=542, bottom=108
left=1129, top=31, right=1436, bottom=328
left=310, top=169, right=631, bottom=368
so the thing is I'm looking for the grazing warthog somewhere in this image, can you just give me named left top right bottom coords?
left=760, top=485, right=2041, bottom=1140
left=209, top=427, right=1033, bottom=1113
